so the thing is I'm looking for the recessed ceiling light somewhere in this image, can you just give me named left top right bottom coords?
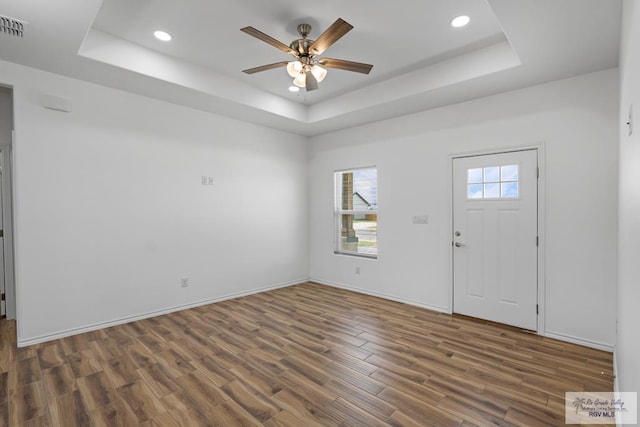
left=451, top=15, right=470, bottom=28
left=288, top=86, right=300, bottom=93
left=154, top=30, right=172, bottom=41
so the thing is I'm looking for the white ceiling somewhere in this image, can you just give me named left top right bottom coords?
left=90, top=0, right=506, bottom=104
left=0, top=0, right=622, bottom=136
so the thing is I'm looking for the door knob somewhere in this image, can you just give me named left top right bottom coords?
left=455, top=231, right=461, bottom=237
left=455, top=242, right=465, bottom=247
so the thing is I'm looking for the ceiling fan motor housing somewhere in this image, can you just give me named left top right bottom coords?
left=290, top=24, right=314, bottom=57
left=290, top=38, right=315, bottom=57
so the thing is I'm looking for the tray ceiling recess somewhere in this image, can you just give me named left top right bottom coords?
left=0, top=0, right=621, bottom=135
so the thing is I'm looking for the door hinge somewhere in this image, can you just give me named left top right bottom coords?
left=1, top=293, right=5, bottom=301
left=536, top=304, right=539, bottom=315
left=536, top=236, right=539, bottom=246
left=537, top=167, right=540, bottom=179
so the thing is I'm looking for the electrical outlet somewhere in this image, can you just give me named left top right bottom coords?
left=201, top=176, right=208, bottom=185
left=208, top=177, right=214, bottom=185
left=180, top=277, right=189, bottom=288
left=355, top=266, right=360, bottom=275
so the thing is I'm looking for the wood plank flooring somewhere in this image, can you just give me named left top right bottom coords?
left=0, top=282, right=613, bottom=426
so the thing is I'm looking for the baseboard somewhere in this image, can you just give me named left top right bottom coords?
left=544, top=330, right=614, bottom=352
left=310, top=277, right=450, bottom=314
left=17, top=278, right=306, bottom=347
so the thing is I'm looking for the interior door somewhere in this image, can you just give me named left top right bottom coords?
left=453, top=150, right=538, bottom=330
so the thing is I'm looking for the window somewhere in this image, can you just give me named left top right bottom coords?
left=467, top=164, right=519, bottom=200
left=335, top=167, right=378, bottom=258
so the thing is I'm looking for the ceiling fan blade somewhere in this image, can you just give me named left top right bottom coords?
left=319, top=58, right=373, bottom=74
left=305, top=70, right=319, bottom=91
left=242, top=61, right=289, bottom=74
left=241, top=26, right=296, bottom=55
left=309, top=18, right=353, bottom=55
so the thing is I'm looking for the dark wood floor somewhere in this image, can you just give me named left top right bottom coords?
left=0, top=282, right=613, bottom=426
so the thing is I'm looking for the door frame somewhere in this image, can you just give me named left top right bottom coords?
left=0, top=84, right=16, bottom=321
left=448, top=143, right=547, bottom=335
left=0, top=144, right=16, bottom=320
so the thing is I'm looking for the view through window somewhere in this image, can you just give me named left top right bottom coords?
left=467, top=164, right=519, bottom=199
left=335, top=167, right=378, bottom=258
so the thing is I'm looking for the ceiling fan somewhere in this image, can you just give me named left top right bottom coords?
left=241, top=18, right=373, bottom=91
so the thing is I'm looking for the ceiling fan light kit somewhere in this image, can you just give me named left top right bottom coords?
left=293, top=73, right=306, bottom=88
left=288, top=62, right=327, bottom=88
left=286, top=60, right=303, bottom=77
left=241, top=18, right=373, bottom=92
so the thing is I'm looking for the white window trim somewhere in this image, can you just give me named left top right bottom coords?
left=334, top=167, right=378, bottom=259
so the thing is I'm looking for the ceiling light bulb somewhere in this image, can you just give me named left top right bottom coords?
left=153, top=30, right=172, bottom=41
left=311, top=65, right=327, bottom=82
left=451, top=15, right=470, bottom=28
left=286, top=61, right=303, bottom=78
left=293, top=74, right=306, bottom=88
left=288, top=86, right=300, bottom=92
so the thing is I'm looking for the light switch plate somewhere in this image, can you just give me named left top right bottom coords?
left=412, top=215, right=428, bottom=224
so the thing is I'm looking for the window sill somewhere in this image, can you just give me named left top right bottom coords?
left=333, top=251, right=378, bottom=260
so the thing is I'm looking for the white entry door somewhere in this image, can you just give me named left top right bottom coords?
left=453, top=150, right=538, bottom=330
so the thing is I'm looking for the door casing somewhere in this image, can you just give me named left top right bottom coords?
left=448, top=143, right=546, bottom=335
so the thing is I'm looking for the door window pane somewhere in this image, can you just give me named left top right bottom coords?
left=466, top=164, right=520, bottom=200
left=484, top=183, right=500, bottom=198
left=468, top=184, right=483, bottom=199
left=468, top=168, right=483, bottom=183
left=484, top=167, right=500, bottom=182
left=501, top=182, right=519, bottom=198
left=501, top=164, right=519, bottom=181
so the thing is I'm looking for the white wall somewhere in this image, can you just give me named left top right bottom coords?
left=617, top=0, right=640, bottom=395
left=0, top=58, right=621, bottom=352
left=0, top=60, right=309, bottom=346
left=309, top=69, right=619, bottom=349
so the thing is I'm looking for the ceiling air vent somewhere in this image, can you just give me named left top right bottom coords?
left=0, top=15, right=27, bottom=38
